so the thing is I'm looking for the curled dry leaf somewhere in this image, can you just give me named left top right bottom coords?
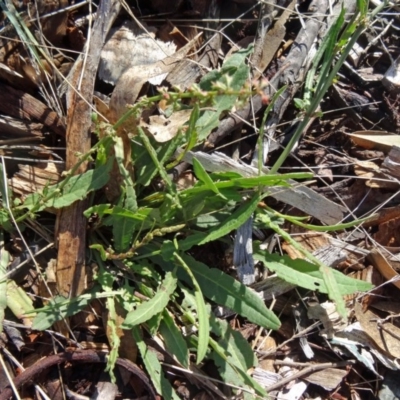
left=108, top=31, right=198, bottom=121
left=99, top=21, right=176, bottom=86
left=140, top=109, right=191, bottom=142
left=347, top=130, right=400, bottom=151
left=304, top=368, right=348, bottom=391
left=354, top=302, right=400, bottom=359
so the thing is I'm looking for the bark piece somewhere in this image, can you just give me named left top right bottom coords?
left=56, top=0, right=120, bottom=298
left=9, top=162, right=62, bottom=198
left=0, top=82, right=65, bottom=136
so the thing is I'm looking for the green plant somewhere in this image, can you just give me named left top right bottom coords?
left=4, top=38, right=374, bottom=398
left=273, top=0, right=388, bottom=175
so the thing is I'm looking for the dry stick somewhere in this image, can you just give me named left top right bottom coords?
left=0, top=350, right=157, bottom=400
left=266, top=360, right=356, bottom=392
left=55, top=0, right=120, bottom=298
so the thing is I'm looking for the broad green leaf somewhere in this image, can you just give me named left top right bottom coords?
left=254, top=252, right=373, bottom=295
left=32, top=295, right=92, bottom=330
left=84, top=203, right=113, bottom=218
left=210, top=347, right=263, bottom=398
left=210, top=314, right=256, bottom=370
left=206, top=334, right=267, bottom=397
left=112, top=210, right=135, bottom=252
left=0, top=209, right=12, bottom=232
left=321, top=264, right=346, bottom=318
left=196, top=194, right=259, bottom=246
left=195, top=211, right=233, bottom=228
left=147, top=312, right=163, bottom=336
left=31, top=290, right=122, bottom=330
left=132, top=326, right=180, bottom=400
left=24, top=158, right=113, bottom=211
left=179, top=254, right=280, bottom=330
left=196, top=47, right=252, bottom=140
left=160, top=310, right=189, bottom=367
left=122, top=272, right=177, bottom=328
left=161, top=196, right=259, bottom=258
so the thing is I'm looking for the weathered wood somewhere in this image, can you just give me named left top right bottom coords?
left=0, top=82, right=65, bottom=136
left=0, top=114, right=43, bottom=138
left=9, top=162, right=62, bottom=197
left=56, top=0, right=120, bottom=298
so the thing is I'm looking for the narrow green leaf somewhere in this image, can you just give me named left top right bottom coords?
left=254, top=252, right=373, bottom=295
left=160, top=310, right=189, bottom=368
left=133, top=134, right=181, bottom=187
left=104, top=297, right=120, bottom=383
left=181, top=172, right=312, bottom=196
left=174, top=252, right=209, bottom=364
left=0, top=163, right=10, bottom=208
left=132, top=326, right=180, bottom=400
left=122, top=272, right=177, bottom=328
left=137, top=127, right=178, bottom=202
left=179, top=254, right=280, bottom=330
left=112, top=136, right=137, bottom=251
left=321, top=265, right=347, bottom=318
left=192, top=157, right=225, bottom=198
left=114, top=136, right=137, bottom=211
left=175, top=104, right=199, bottom=164
left=197, top=194, right=259, bottom=246
left=6, top=280, right=34, bottom=323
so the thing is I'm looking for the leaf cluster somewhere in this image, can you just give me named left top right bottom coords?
left=1, top=33, right=375, bottom=397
